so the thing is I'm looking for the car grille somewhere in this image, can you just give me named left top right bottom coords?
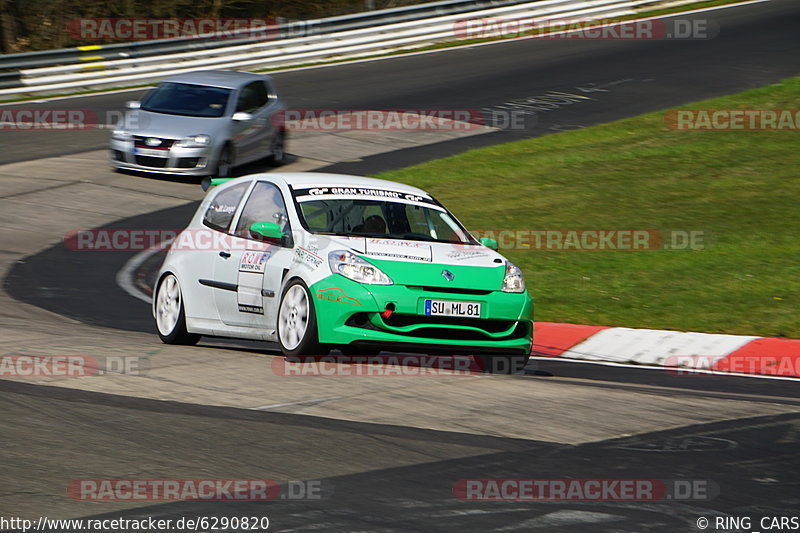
left=346, top=312, right=530, bottom=341
left=384, top=314, right=516, bottom=334
left=135, top=155, right=168, bottom=168
left=133, top=136, right=175, bottom=150
left=408, top=285, right=493, bottom=296
left=394, top=325, right=527, bottom=341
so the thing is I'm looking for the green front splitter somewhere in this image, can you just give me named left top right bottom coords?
left=309, top=274, right=533, bottom=354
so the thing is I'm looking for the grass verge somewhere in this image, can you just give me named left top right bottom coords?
left=379, top=77, right=800, bottom=337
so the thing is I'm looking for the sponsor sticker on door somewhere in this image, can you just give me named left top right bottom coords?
left=239, top=251, right=270, bottom=273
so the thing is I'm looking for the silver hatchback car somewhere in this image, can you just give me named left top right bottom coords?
left=110, top=70, right=287, bottom=177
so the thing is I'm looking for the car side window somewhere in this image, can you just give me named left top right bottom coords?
left=202, top=182, right=249, bottom=233
left=235, top=181, right=291, bottom=240
left=352, top=204, right=387, bottom=235
left=235, top=81, right=269, bottom=114
left=404, top=204, right=433, bottom=237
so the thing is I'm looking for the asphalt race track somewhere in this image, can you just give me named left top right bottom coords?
left=3, top=378, right=800, bottom=531
left=7, top=0, right=800, bottom=334
left=2, top=1, right=799, bottom=531
left=1, top=1, right=799, bottom=167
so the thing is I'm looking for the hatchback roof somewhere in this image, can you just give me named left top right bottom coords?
left=272, top=172, right=431, bottom=197
left=161, top=70, right=268, bottom=90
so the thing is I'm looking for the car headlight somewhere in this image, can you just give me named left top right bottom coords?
left=329, top=250, right=393, bottom=285
left=501, top=261, right=526, bottom=293
left=176, top=134, right=211, bottom=148
left=111, top=130, right=132, bottom=142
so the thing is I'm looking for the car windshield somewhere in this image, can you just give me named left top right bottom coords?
left=141, top=82, right=232, bottom=118
left=296, top=197, right=475, bottom=244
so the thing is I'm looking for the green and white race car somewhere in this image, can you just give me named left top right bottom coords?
left=154, top=172, right=533, bottom=373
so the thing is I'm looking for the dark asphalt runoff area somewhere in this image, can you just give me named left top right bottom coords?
left=2, top=1, right=799, bottom=530
left=1, top=378, right=799, bottom=532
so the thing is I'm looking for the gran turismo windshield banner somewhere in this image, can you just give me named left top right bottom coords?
left=291, top=185, right=441, bottom=209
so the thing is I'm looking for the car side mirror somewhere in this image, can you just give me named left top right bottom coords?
left=232, top=112, right=253, bottom=122
left=480, top=237, right=498, bottom=250
left=250, top=221, right=285, bottom=243
left=126, top=101, right=141, bottom=109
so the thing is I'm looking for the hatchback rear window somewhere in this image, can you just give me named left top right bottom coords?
left=202, top=182, right=249, bottom=232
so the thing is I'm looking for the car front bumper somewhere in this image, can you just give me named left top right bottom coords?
left=109, top=139, right=216, bottom=176
left=310, top=275, right=533, bottom=354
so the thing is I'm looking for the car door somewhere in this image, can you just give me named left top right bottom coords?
left=194, top=181, right=252, bottom=325
left=214, top=180, right=296, bottom=330
left=230, top=81, right=271, bottom=164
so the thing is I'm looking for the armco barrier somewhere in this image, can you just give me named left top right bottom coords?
left=0, top=0, right=695, bottom=97
left=0, top=0, right=523, bottom=72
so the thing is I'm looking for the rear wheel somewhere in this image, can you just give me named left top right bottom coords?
left=477, top=354, right=530, bottom=374
left=155, top=274, right=200, bottom=345
left=277, top=280, right=321, bottom=356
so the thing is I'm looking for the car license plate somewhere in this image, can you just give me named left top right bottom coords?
left=133, top=147, right=166, bottom=157
left=424, top=299, right=481, bottom=318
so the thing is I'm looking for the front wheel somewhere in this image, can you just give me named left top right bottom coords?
left=155, top=274, right=200, bottom=345
left=277, top=280, right=321, bottom=356
left=269, top=129, right=287, bottom=165
left=477, top=354, right=530, bottom=374
left=213, top=145, right=233, bottom=178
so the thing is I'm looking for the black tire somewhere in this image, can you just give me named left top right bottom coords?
left=268, top=129, right=287, bottom=165
left=477, top=354, right=530, bottom=374
left=213, top=144, right=233, bottom=178
left=154, top=274, right=201, bottom=345
left=277, top=279, right=321, bottom=356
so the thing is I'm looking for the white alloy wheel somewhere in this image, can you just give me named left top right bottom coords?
left=279, top=284, right=309, bottom=350
left=156, top=274, right=181, bottom=336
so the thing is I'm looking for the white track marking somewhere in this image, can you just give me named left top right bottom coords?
left=116, top=246, right=161, bottom=304
left=0, top=0, right=771, bottom=106
left=561, top=327, right=758, bottom=366
left=251, top=396, right=342, bottom=411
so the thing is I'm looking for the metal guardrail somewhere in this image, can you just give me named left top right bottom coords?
left=0, top=0, right=520, bottom=71
left=0, top=0, right=658, bottom=96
